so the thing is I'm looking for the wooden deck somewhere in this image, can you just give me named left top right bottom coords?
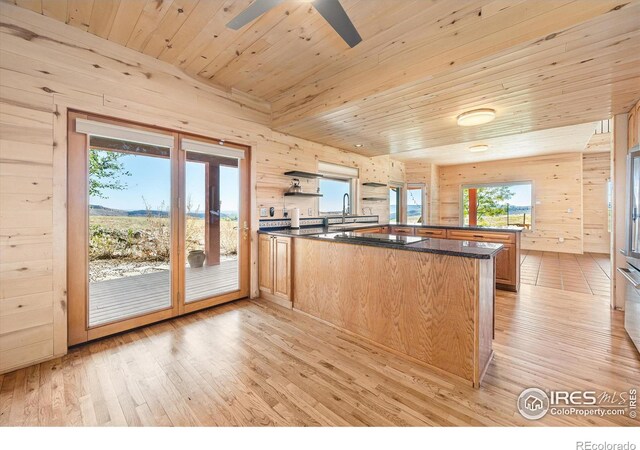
left=89, top=260, right=239, bottom=326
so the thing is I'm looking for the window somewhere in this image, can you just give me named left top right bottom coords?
left=462, top=182, right=533, bottom=229
left=389, top=185, right=401, bottom=224
left=319, top=178, right=351, bottom=215
left=318, top=162, right=358, bottom=216
left=406, top=184, right=426, bottom=224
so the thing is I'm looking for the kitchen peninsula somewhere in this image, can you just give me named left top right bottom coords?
left=258, top=223, right=505, bottom=387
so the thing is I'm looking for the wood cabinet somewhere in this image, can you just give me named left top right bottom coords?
left=629, top=99, right=639, bottom=149
left=258, top=234, right=292, bottom=308
left=415, top=227, right=447, bottom=238
left=444, top=229, right=520, bottom=292
left=389, top=226, right=414, bottom=234
left=354, top=226, right=389, bottom=234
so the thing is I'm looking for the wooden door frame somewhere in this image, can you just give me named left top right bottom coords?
left=179, top=134, right=251, bottom=314
left=67, top=111, right=251, bottom=345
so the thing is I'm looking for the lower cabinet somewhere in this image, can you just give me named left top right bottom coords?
left=258, top=234, right=293, bottom=307
left=494, top=243, right=517, bottom=289
left=444, top=229, right=520, bottom=292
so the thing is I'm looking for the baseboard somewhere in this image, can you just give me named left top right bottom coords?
left=259, top=290, right=293, bottom=309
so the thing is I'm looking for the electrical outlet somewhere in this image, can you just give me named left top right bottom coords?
left=259, top=208, right=268, bottom=217
left=269, top=207, right=275, bottom=217
left=308, top=208, right=313, bottom=216
left=283, top=207, right=288, bottom=218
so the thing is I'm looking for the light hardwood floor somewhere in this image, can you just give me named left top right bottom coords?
left=521, top=251, right=610, bottom=296
left=0, top=284, right=638, bottom=426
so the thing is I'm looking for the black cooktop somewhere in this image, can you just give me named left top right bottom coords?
left=332, top=232, right=429, bottom=245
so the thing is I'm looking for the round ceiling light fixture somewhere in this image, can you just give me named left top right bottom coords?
left=468, top=144, right=489, bottom=153
left=354, top=144, right=364, bottom=148
left=457, top=108, right=496, bottom=126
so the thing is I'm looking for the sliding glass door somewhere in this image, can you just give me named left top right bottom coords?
left=87, top=136, right=174, bottom=327
left=68, top=113, right=250, bottom=344
left=183, top=141, right=245, bottom=306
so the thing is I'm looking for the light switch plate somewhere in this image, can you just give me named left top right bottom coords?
left=259, top=208, right=268, bottom=217
left=308, top=208, right=313, bottom=216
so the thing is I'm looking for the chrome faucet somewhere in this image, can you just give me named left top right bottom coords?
left=342, top=193, right=350, bottom=224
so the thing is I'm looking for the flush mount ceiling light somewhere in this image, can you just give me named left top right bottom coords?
left=468, top=144, right=489, bottom=153
left=457, top=108, right=496, bottom=127
left=354, top=144, right=364, bottom=148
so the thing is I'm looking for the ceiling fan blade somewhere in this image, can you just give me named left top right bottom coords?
left=312, top=0, right=362, bottom=48
left=226, top=0, right=285, bottom=30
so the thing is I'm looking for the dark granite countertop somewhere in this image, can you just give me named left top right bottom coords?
left=382, top=223, right=524, bottom=233
left=258, top=229, right=503, bottom=259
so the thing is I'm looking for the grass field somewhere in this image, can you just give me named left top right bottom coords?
left=89, top=215, right=238, bottom=263
left=463, top=213, right=531, bottom=228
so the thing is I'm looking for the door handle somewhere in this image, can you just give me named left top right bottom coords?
left=617, top=267, right=640, bottom=288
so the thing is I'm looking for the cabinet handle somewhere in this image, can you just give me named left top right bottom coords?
left=617, top=267, right=640, bottom=288
left=473, top=234, right=484, bottom=238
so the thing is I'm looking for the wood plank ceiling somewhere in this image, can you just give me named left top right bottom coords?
left=9, top=0, right=640, bottom=158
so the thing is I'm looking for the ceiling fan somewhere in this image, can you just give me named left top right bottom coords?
left=226, top=0, right=362, bottom=48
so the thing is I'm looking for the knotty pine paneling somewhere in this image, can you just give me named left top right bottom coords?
left=583, top=152, right=611, bottom=254
left=438, top=153, right=584, bottom=254
left=0, top=2, right=404, bottom=372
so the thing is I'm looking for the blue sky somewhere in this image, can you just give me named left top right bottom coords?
left=319, top=178, right=350, bottom=212
left=90, top=153, right=239, bottom=213
left=505, top=184, right=532, bottom=206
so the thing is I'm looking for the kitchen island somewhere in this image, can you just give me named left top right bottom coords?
left=258, top=229, right=502, bottom=387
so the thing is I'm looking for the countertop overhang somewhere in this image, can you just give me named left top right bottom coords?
left=258, top=228, right=503, bottom=259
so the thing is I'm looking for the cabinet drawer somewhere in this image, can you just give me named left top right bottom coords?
left=355, top=227, right=387, bottom=234
left=415, top=228, right=446, bottom=238
left=446, top=230, right=515, bottom=243
left=389, top=226, right=414, bottom=235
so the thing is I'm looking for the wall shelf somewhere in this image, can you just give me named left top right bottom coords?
left=362, top=197, right=387, bottom=201
left=284, top=171, right=324, bottom=179
left=362, top=182, right=387, bottom=187
left=284, top=192, right=323, bottom=197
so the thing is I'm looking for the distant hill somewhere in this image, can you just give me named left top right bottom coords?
left=90, top=204, right=237, bottom=219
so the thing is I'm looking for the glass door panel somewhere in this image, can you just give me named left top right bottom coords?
left=88, top=137, right=173, bottom=327
left=184, top=150, right=240, bottom=303
left=406, top=186, right=423, bottom=224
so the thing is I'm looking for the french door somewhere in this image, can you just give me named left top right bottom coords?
left=67, top=112, right=250, bottom=345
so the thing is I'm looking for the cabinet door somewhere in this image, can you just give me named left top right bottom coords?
left=495, top=244, right=515, bottom=285
left=273, top=237, right=292, bottom=300
left=258, top=234, right=273, bottom=293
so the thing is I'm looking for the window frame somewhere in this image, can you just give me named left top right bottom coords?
left=459, top=180, right=535, bottom=231
left=318, top=176, right=355, bottom=216
left=389, top=181, right=404, bottom=224
left=406, top=182, right=427, bottom=224
left=317, top=161, right=359, bottom=217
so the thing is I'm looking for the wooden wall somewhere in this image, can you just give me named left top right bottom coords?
left=438, top=153, right=584, bottom=254
left=0, top=3, right=404, bottom=373
left=583, top=152, right=611, bottom=254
